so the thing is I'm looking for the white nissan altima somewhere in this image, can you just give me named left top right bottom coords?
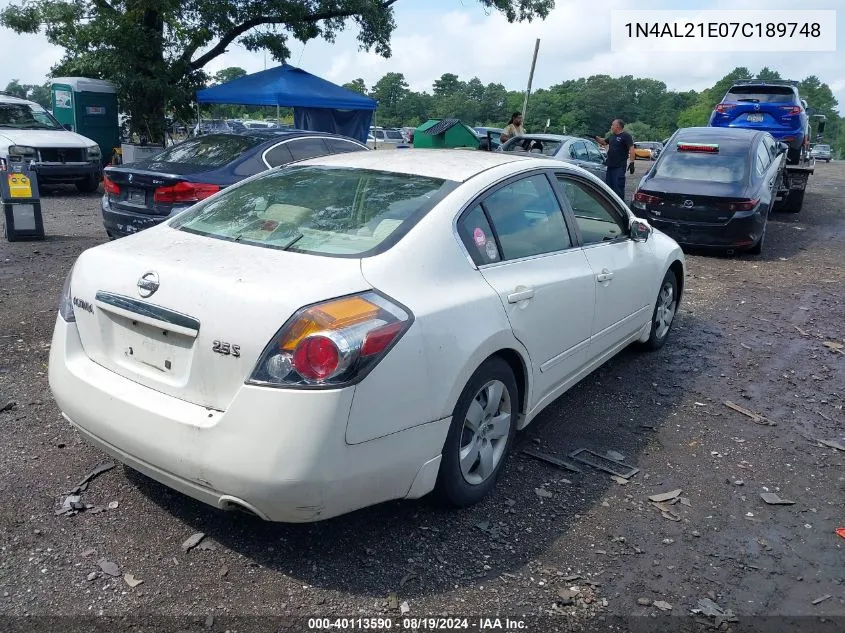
left=49, top=149, right=684, bottom=522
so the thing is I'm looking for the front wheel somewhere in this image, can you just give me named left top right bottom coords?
left=434, top=357, right=518, bottom=507
left=639, top=270, right=678, bottom=351
left=76, top=174, right=100, bottom=194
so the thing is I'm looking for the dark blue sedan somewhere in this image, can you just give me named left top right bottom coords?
left=101, top=130, right=368, bottom=239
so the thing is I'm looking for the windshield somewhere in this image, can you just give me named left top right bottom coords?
left=501, top=137, right=562, bottom=157
left=654, top=151, right=749, bottom=184
left=725, top=86, right=795, bottom=104
left=815, top=145, right=830, bottom=151
left=384, top=130, right=404, bottom=140
left=0, top=103, right=63, bottom=130
left=171, top=166, right=457, bottom=256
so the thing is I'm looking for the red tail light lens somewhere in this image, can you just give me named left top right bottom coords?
left=723, top=198, right=760, bottom=212
left=715, top=104, right=735, bottom=114
left=153, top=181, right=220, bottom=204
left=249, top=291, right=413, bottom=388
left=779, top=106, right=802, bottom=115
left=633, top=191, right=662, bottom=205
left=103, top=174, right=120, bottom=195
left=292, top=335, right=341, bottom=380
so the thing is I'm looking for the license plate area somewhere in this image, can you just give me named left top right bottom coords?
left=747, top=113, right=764, bottom=122
left=125, top=187, right=147, bottom=206
left=102, top=312, right=194, bottom=384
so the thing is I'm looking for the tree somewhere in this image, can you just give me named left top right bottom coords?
left=343, top=78, right=367, bottom=95
left=213, top=67, right=248, bottom=85
left=0, top=0, right=554, bottom=143
left=4, top=80, right=52, bottom=108
left=433, top=73, right=464, bottom=98
left=369, top=72, right=410, bottom=127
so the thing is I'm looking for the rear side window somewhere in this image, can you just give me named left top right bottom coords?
left=654, top=150, right=749, bottom=184
left=724, top=86, right=796, bottom=104
left=325, top=138, right=365, bottom=154
left=755, top=144, right=771, bottom=176
left=137, top=134, right=261, bottom=169
left=263, top=143, right=294, bottom=167
left=287, top=137, right=330, bottom=162
left=457, top=205, right=501, bottom=265
left=570, top=141, right=588, bottom=160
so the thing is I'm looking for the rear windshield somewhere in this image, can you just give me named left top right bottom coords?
left=384, top=130, right=404, bottom=140
left=815, top=145, right=830, bottom=150
left=133, top=134, right=264, bottom=169
left=171, top=166, right=457, bottom=257
left=654, top=150, right=748, bottom=184
left=502, top=138, right=562, bottom=157
left=725, top=86, right=796, bottom=103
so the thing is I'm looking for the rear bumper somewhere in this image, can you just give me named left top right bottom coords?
left=36, top=162, right=101, bottom=183
left=638, top=208, right=766, bottom=250
left=48, top=317, right=448, bottom=522
left=101, top=197, right=178, bottom=238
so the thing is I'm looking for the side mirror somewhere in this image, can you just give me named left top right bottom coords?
left=777, top=142, right=789, bottom=155
left=630, top=217, right=651, bottom=242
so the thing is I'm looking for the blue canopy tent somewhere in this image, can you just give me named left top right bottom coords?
left=195, top=64, right=377, bottom=143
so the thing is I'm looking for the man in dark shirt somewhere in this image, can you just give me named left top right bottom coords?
left=595, top=119, right=635, bottom=201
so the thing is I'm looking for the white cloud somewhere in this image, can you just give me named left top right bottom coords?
left=0, top=0, right=842, bottom=113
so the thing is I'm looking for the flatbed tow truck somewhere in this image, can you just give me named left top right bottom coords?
left=774, top=114, right=826, bottom=213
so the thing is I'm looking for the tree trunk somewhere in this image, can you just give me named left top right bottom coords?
left=125, top=6, right=167, bottom=145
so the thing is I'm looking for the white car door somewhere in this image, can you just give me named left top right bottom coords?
left=457, top=173, right=595, bottom=407
left=553, top=173, right=658, bottom=357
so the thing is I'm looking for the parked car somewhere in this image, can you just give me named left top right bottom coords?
left=634, top=141, right=663, bottom=160
left=708, top=79, right=808, bottom=165
left=811, top=144, right=832, bottom=162
left=101, top=130, right=367, bottom=239
left=0, top=93, right=102, bottom=192
left=192, top=119, right=233, bottom=136
left=474, top=127, right=505, bottom=150
left=368, top=127, right=408, bottom=149
left=51, top=149, right=684, bottom=523
left=631, top=127, right=786, bottom=255
left=500, top=134, right=606, bottom=180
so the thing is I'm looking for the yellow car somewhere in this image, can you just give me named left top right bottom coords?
left=634, top=141, right=663, bottom=160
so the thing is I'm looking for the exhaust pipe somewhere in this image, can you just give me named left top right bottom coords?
left=217, top=495, right=269, bottom=520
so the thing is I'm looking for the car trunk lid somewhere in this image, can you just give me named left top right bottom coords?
left=69, top=227, right=370, bottom=410
left=636, top=177, right=755, bottom=224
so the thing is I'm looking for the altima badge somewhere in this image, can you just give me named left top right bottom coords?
left=137, top=271, right=160, bottom=298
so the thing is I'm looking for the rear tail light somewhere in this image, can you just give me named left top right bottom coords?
left=779, top=106, right=802, bottom=115
left=248, top=291, right=413, bottom=388
left=715, top=104, right=735, bottom=114
left=720, top=198, right=760, bottom=212
left=153, top=181, right=220, bottom=204
left=58, top=265, right=76, bottom=323
left=103, top=174, right=120, bottom=195
left=633, top=191, right=662, bottom=205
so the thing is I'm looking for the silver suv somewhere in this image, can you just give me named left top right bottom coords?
left=0, top=93, right=103, bottom=192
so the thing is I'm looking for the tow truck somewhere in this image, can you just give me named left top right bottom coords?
left=774, top=113, right=826, bottom=213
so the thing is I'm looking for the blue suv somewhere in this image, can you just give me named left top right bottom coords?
left=709, top=80, right=808, bottom=164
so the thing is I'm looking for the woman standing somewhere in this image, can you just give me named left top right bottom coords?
left=500, top=112, right=525, bottom=143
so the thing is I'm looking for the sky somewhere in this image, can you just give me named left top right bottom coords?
left=0, top=0, right=842, bottom=114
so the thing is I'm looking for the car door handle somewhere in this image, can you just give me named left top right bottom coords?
left=507, top=287, right=535, bottom=303
left=596, top=269, right=614, bottom=283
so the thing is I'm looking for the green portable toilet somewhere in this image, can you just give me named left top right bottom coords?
left=50, top=77, right=120, bottom=164
left=413, top=119, right=480, bottom=149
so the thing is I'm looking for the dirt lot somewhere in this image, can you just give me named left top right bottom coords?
left=1, top=161, right=844, bottom=632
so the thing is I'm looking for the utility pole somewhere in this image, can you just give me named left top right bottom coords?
left=522, top=39, right=540, bottom=123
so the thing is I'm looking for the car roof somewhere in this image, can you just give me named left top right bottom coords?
left=296, top=148, right=544, bottom=182
left=0, top=93, right=38, bottom=106
left=511, top=134, right=574, bottom=142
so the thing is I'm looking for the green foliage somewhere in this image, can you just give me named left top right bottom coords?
left=342, top=78, right=367, bottom=95
left=0, top=0, right=552, bottom=143
left=3, top=80, right=51, bottom=108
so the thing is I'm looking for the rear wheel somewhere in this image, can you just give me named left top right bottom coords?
left=786, top=147, right=801, bottom=165
left=780, top=189, right=805, bottom=213
left=639, top=270, right=678, bottom=351
left=434, top=357, right=518, bottom=507
left=76, top=174, right=100, bottom=194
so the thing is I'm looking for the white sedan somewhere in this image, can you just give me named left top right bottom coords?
left=49, top=149, right=685, bottom=522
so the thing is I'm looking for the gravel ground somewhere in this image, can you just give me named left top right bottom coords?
left=1, top=160, right=844, bottom=632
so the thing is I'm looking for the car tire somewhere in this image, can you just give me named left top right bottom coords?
left=639, top=269, right=679, bottom=351
left=747, top=228, right=765, bottom=255
left=76, top=174, right=100, bottom=194
left=434, top=357, right=518, bottom=508
left=781, top=189, right=805, bottom=213
left=786, top=147, right=801, bottom=165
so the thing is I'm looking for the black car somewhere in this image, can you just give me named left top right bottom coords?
left=631, top=127, right=787, bottom=255
left=101, top=130, right=367, bottom=238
